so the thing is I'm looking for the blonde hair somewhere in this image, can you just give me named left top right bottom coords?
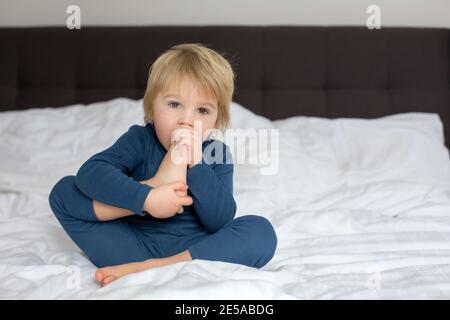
left=142, top=43, right=236, bottom=132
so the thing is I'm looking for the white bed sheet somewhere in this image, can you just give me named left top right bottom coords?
left=1, top=98, right=450, bottom=299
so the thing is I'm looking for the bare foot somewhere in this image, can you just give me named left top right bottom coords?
left=95, top=250, right=193, bottom=287
left=95, top=260, right=151, bottom=287
left=158, top=142, right=188, bottom=185
left=149, top=141, right=189, bottom=213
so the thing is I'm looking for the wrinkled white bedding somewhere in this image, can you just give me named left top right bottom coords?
left=1, top=98, right=450, bottom=299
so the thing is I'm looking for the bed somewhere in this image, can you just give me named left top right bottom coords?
left=0, top=26, right=449, bottom=299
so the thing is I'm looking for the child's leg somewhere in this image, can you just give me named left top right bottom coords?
left=149, top=141, right=188, bottom=213
left=48, top=175, right=160, bottom=268
left=90, top=215, right=277, bottom=286
left=95, top=249, right=192, bottom=287
left=92, top=199, right=135, bottom=221
left=187, top=215, right=278, bottom=269
left=155, top=143, right=188, bottom=185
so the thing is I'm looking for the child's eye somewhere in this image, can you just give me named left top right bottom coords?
left=198, top=108, right=209, bottom=115
left=168, top=102, right=180, bottom=109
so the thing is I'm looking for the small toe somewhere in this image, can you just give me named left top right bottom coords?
left=95, top=268, right=106, bottom=282
left=102, top=275, right=116, bottom=286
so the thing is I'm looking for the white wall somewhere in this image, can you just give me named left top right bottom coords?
left=0, top=0, right=448, bottom=28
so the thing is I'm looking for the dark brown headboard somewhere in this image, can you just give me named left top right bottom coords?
left=0, top=26, right=449, bottom=146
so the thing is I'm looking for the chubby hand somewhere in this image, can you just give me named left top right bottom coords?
left=143, top=181, right=193, bottom=219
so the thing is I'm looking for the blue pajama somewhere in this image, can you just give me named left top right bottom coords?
left=48, top=123, right=277, bottom=269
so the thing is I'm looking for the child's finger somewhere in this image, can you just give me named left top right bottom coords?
left=179, top=196, right=193, bottom=206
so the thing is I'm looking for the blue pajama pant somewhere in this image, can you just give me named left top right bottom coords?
left=48, top=175, right=277, bottom=269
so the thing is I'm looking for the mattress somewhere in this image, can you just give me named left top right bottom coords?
left=1, top=98, right=450, bottom=299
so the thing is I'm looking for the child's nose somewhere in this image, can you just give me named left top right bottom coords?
left=179, top=111, right=195, bottom=127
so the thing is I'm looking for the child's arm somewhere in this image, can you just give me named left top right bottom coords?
left=75, top=125, right=153, bottom=217
left=92, top=180, right=192, bottom=221
left=186, top=141, right=236, bottom=233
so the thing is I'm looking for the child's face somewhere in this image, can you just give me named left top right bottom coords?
left=152, top=77, right=219, bottom=151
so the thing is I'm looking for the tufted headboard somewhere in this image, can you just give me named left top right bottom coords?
left=0, top=26, right=449, bottom=147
